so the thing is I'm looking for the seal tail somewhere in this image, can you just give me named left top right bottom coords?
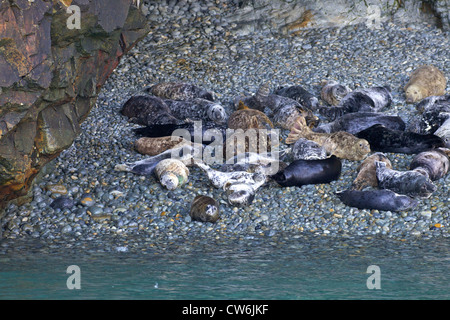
left=255, top=82, right=270, bottom=103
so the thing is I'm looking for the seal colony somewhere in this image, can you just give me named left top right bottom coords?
left=118, top=67, right=448, bottom=214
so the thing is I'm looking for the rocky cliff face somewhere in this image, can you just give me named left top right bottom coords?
left=0, top=0, right=149, bottom=207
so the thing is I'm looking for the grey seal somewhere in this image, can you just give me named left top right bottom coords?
left=336, top=189, right=418, bottom=212
left=375, top=161, right=437, bottom=199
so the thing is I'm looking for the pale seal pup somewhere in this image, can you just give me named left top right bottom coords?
left=336, top=189, right=418, bottom=212
left=355, top=124, right=445, bottom=154
left=219, top=150, right=287, bottom=176
left=163, top=98, right=227, bottom=124
left=274, top=85, right=319, bottom=110
left=320, top=80, right=351, bottom=106
left=146, top=81, right=215, bottom=101
left=270, top=155, right=342, bottom=187
left=351, top=152, right=392, bottom=190
left=286, top=116, right=371, bottom=161
left=313, top=112, right=406, bottom=134
left=409, top=148, right=450, bottom=181
left=154, top=158, right=189, bottom=190
left=375, top=161, right=437, bottom=199
left=404, top=65, right=447, bottom=103
left=121, top=95, right=183, bottom=125
left=189, top=195, right=220, bottom=223
left=320, top=86, right=392, bottom=120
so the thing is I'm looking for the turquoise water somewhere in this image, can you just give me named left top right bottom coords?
left=0, top=236, right=449, bottom=300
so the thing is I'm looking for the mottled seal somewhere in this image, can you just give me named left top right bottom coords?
left=274, top=85, right=319, bottom=110
left=320, top=80, right=351, bottom=106
left=291, top=138, right=328, bottom=160
left=375, top=161, right=437, bottom=199
left=434, top=118, right=450, bottom=148
left=220, top=151, right=287, bottom=176
left=146, top=81, right=215, bottom=101
left=195, top=160, right=267, bottom=206
left=409, top=148, right=450, bottom=181
left=336, top=189, right=418, bottom=212
left=234, top=82, right=319, bottom=129
left=313, top=112, right=406, bottom=134
left=355, top=124, right=445, bottom=154
left=134, top=136, right=193, bottom=156
left=190, top=195, right=220, bottom=223
left=409, top=95, right=450, bottom=134
left=320, top=86, right=392, bottom=120
left=351, top=152, right=392, bottom=190
left=270, top=155, right=342, bottom=187
left=286, top=116, right=371, bottom=161
left=121, top=95, right=182, bottom=125
left=228, top=101, right=274, bottom=130
left=404, top=65, right=447, bottom=103
left=154, top=158, right=189, bottom=190
left=163, top=98, right=227, bottom=124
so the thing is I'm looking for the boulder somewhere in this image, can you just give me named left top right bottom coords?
left=0, top=0, right=149, bottom=207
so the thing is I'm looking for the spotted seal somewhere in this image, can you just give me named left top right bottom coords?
left=320, top=86, right=392, bottom=120
left=195, top=160, right=267, bottom=206
left=434, top=118, right=450, bottom=148
left=351, top=152, right=392, bottom=190
left=274, top=85, right=319, bottom=110
left=336, top=189, right=418, bottom=212
left=189, top=195, right=220, bottom=223
left=271, top=155, right=342, bottom=187
left=313, top=112, right=406, bottom=134
left=375, top=161, right=437, bottom=199
left=219, top=150, right=287, bottom=176
left=355, top=124, right=445, bottom=154
left=286, top=116, right=371, bottom=161
left=320, top=80, right=351, bottom=106
left=146, top=81, right=215, bottom=101
left=134, top=136, right=193, bottom=156
left=163, top=98, right=227, bottom=124
left=228, top=101, right=274, bottom=130
left=290, top=138, right=328, bottom=160
left=408, top=95, right=450, bottom=134
left=121, top=95, right=182, bottom=125
left=404, top=65, right=447, bottom=103
left=409, top=148, right=450, bottom=181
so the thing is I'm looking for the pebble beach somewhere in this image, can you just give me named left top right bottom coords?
left=1, top=0, right=449, bottom=254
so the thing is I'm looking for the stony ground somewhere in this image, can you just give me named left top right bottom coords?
left=1, top=0, right=449, bottom=253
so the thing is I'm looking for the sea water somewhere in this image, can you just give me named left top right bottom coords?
left=0, top=235, right=449, bottom=300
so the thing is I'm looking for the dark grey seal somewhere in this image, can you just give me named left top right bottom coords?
left=313, top=112, right=406, bottom=134
left=355, top=124, right=445, bottom=154
left=320, top=86, right=392, bottom=120
left=336, top=189, right=418, bottom=212
left=271, top=155, right=341, bottom=187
